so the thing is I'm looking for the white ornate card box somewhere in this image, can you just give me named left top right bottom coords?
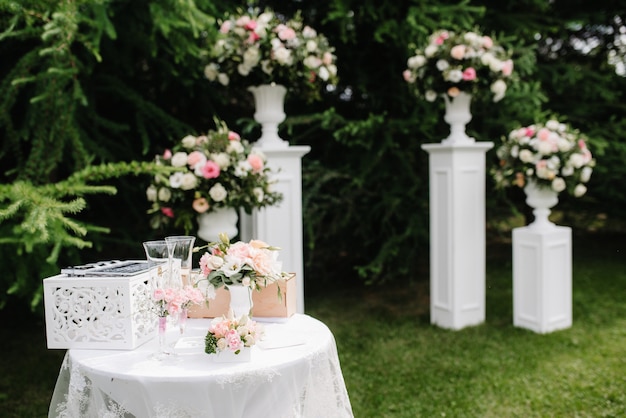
left=43, top=260, right=156, bottom=350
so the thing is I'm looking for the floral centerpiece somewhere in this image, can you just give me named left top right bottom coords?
left=197, top=232, right=287, bottom=299
left=203, top=7, right=338, bottom=102
left=145, top=119, right=282, bottom=232
left=403, top=29, right=514, bottom=102
left=204, top=312, right=264, bottom=356
left=492, top=119, right=595, bottom=196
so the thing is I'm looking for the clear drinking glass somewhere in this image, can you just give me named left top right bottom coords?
left=165, top=236, right=196, bottom=286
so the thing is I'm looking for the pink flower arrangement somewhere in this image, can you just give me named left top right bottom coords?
left=493, top=119, right=596, bottom=197
left=204, top=312, right=264, bottom=355
left=146, top=119, right=282, bottom=232
left=404, top=29, right=515, bottom=102
left=203, top=7, right=338, bottom=102
left=153, top=285, right=205, bottom=317
left=196, top=233, right=287, bottom=300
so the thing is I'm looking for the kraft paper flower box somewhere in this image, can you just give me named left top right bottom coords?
left=188, top=274, right=297, bottom=319
left=42, top=261, right=157, bottom=350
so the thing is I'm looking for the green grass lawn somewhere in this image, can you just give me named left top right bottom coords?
left=1, top=232, right=624, bottom=417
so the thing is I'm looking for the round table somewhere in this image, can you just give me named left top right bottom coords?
left=48, top=314, right=353, bottom=418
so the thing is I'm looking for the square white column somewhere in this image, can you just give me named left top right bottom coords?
left=513, top=226, right=572, bottom=333
left=240, top=145, right=310, bottom=314
left=421, top=142, right=493, bottom=330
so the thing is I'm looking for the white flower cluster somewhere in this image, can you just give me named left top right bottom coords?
left=204, top=8, right=338, bottom=100
left=494, top=119, right=595, bottom=197
left=404, top=29, right=514, bottom=102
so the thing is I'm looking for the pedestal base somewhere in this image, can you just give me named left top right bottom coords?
left=422, top=142, right=493, bottom=330
left=513, top=225, right=572, bottom=334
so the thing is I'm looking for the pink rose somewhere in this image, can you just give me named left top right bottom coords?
left=483, top=36, right=493, bottom=49
left=278, top=26, right=296, bottom=41
left=244, top=20, right=257, bottom=31
left=199, top=253, right=213, bottom=276
left=524, top=127, right=534, bottom=138
left=220, top=21, right=231, bottom=34
left=225, top=329, right=243, bottom=351
left=462, top=67, right=477, bottom=81
left=537, top=128, right=551, bottom=141
left=161, top=207, right=174, bottom=218
left=228, top=131, right=240, bottom=141
left=163, top=149, right=172, bottom=159
left=402, top=69, right=412, bottom=82
left=247, top=154, right=264, bottom=173
left=322, top=52, right=333, bottom=66
left=450, top=45, right=466, bottom=60
left=201, top=161, right=221, bottom=179
left=187, top=151, right=205, bottom=168
left=154, top=288, right=166, bottom=301
left=228, top=242, right=253, bottom=261
left=247, top=32, right=260, bottom=43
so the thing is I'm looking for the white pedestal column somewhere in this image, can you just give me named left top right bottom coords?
left=240, top=145, right=310, bottom=314
left=421, top=142, right=493, bottom=330
left=512, top=225, right=572, bottom=333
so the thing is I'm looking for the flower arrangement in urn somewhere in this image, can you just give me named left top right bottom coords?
left=493, top=119, right=595, bottom=197
left=146, top=120, right=282, bottom=232
left=204, top=311, right=264, bottom=356
left=403, top=29, right=514, bottom=102
left=203, top=7, right=338, bottom=102
left=196, top=233, right=288, bottom=299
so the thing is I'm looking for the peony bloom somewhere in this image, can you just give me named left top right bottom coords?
left=247, top=154, right=264, bottom=172
left=201, top=161, right=221, bottom=179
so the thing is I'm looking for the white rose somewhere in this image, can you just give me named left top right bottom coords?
left=490, top=79, right=507, bottom=102
left=306, top=40, right=318, bottom=52
left=209, top=183, right=227, bottom=202
left=489, top=59, right=503, bottom=72
left=258, top=12, right=273, bottom=24
left=480, top=52, right=494, bottom=66
left=146, top=185, right=157, bottom=202
left=425, top=90, right=438, bottom=102
left=446, top=69, right=463, bottom=83
left=574, top=184, right=587, bottom=197
left=327, top=64, right=337, bottom=76
left=234, top=161, right=251, bottom=178
left=243, top=47, right=260, bottom=66
left=569, top=153, right=584, bottom=168
left=211, top=153, right=230, bottom=169
left=561, top=166, right=574, bottom=177
left=557, top=138, right=572, bottom=152
left=157, top=187, right=171, bottom=202
left=302, top=25, right=317, bottom=38
left=519, top=149, right=534, bottom=163
left=171, top=152, right=188, bottom=167
left=318, top=66, right=330, bottom=81
left=580, top=166, right=593, bottom=183
left=169, top=172, right=183, bottom=188
left=207, top=255, right=224, bottom=270
left=510, top=145, right=519, bottom=158
left=537, top=141, right=553, bottom=156
left=436, top=59, right=449, bottom=71
left=181, top=135, right=196, bottom=149
left=546, top=120, right=560, bottom=130
left=217, top=73, right=229, bottom=86
left=237, top=63, right=252, bottom=76
left=304, top=55, right=322, bottom=69
left=273, top=47, right=293, bottom=65
left=407, top=55, right=426, bottom=69
left=424, top=44, right=438, bottom=58
left=179, top=173, right=197, bottom=191
left=253, top=187, right=264, bottom=202
left=204, top=63, right=218, bottom=81
left=227, top=141, right=244, bottom=154
left=551, top=177, right=566, bottom=192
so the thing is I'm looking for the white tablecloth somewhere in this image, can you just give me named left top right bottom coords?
left=48, top=314, right=353, bottom=418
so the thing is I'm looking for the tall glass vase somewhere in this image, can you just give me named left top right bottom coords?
left=150, top=315, right=172, bottom=361
left=442, top=92, right=474, bottom=145
left=248, top=84, right=288, bottom=149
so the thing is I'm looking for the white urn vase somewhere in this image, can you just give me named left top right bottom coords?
left=228, top=285, right=253, bottom=319
left=196, top=207, right=238, bottom=242
left=524, top=180, right=559, bottom=230
left=248, top=84, right=288, bottom=149
left=442, top=92, right=475, bottom=145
